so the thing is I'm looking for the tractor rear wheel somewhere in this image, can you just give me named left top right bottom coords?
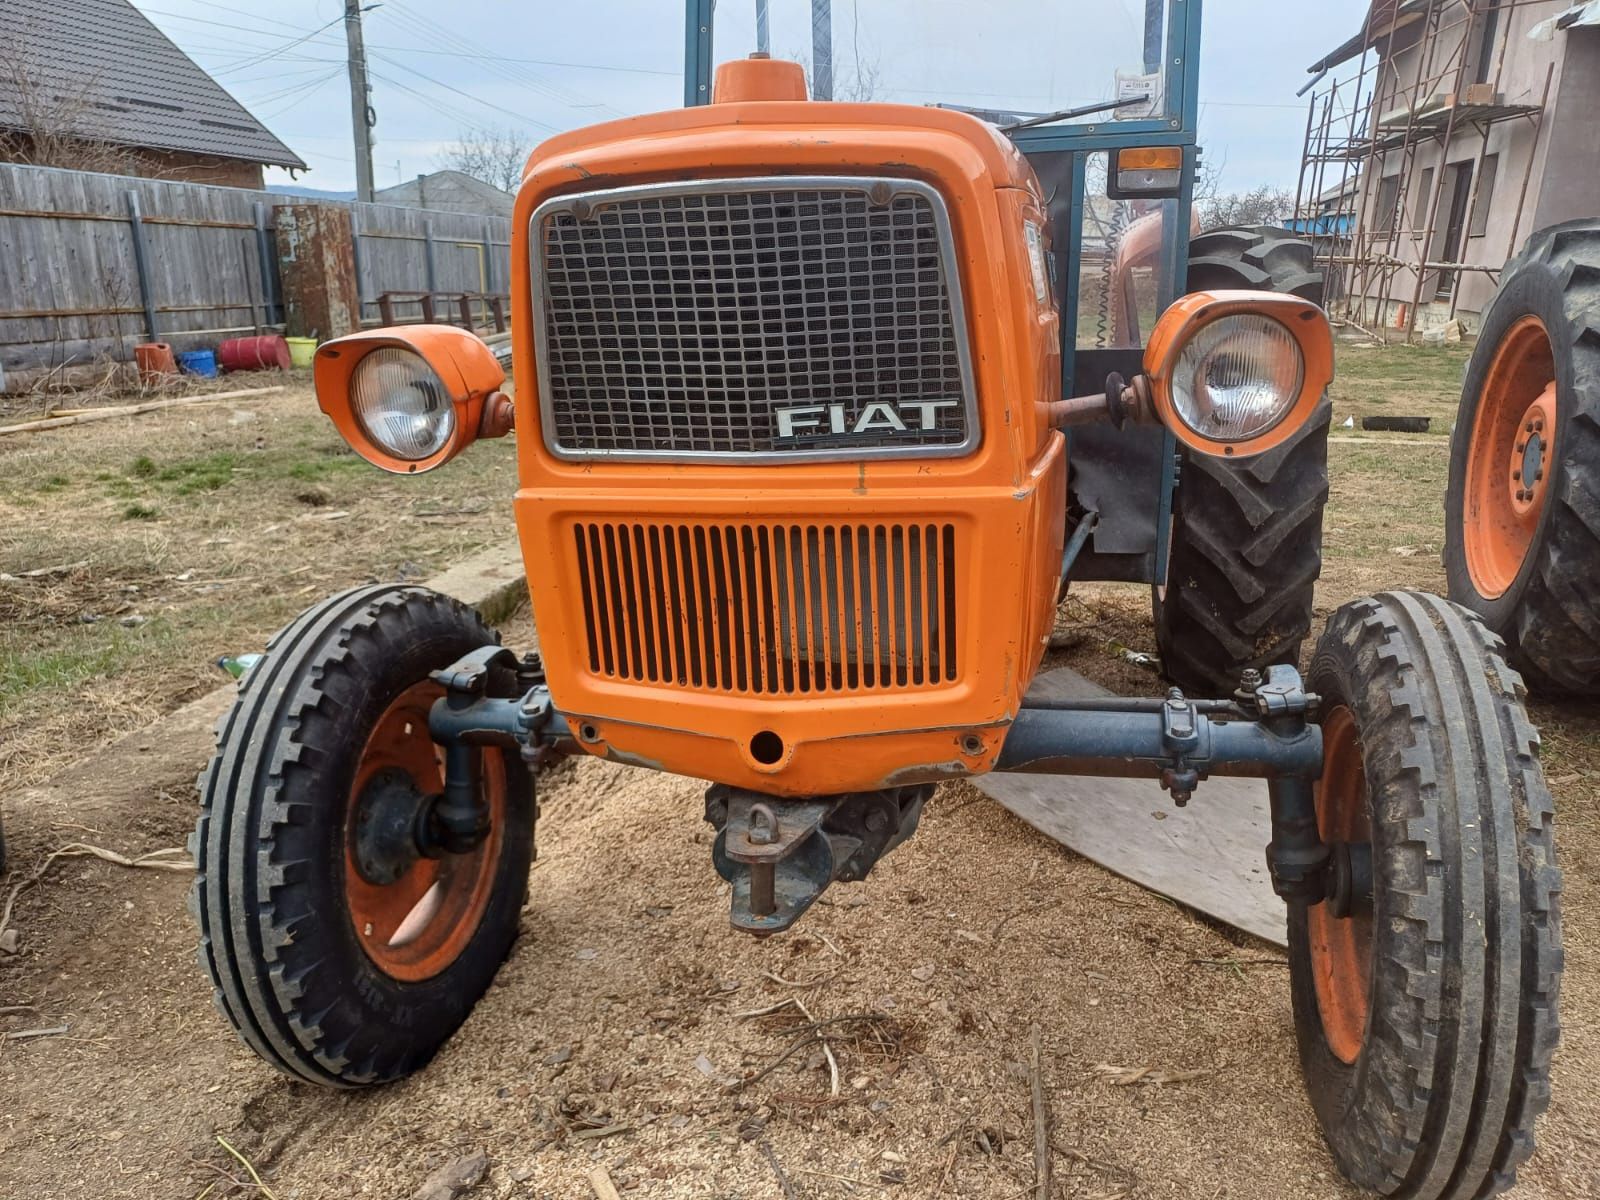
left=1445, top=218, right=1600, bottom=694
left=1291, top=591, right=1561, bottom=1200
left=1153, top=226, right=1329, bottom=694
left=190, top=584, right=534, bottom=1087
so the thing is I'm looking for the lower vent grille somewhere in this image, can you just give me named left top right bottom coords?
left=573, top=521, right=959, bottom=695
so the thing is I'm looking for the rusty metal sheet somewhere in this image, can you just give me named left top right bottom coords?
left=274, top=203, right=359, bottom=339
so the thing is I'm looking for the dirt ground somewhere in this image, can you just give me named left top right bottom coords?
left=3, top=345, right=1600, bottom=1199
left=0, top=373, right=519, bottom=788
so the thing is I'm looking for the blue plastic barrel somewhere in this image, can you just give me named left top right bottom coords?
left=177, top=349, right=218, bottom=378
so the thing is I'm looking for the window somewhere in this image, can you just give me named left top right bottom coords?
left=1473, top=0, right=1503, bottom=85
left=1413, top=166, right=1435, bottom=236
left=1470, top=154, right=1499, bottom=238
left=1374, top=174, right=1402, bottom=234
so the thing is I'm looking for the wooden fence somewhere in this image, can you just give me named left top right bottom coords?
left=0, top=161, right=512, bottom=379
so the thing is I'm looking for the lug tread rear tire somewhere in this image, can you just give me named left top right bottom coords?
left=1446, top=218, right=1600, bottom=694
left=1157, top=226, right=1330, bottom=694
left=1187, top=225, right=1327, bottom=306
left=1292, top=591, right=1560, bottom=1200
left=189, top=584, right=532, bottom=1088
left=1155, top=401, right=1331, bottom=694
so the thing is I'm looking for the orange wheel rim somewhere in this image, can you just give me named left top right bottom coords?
left=1463, top=316, right=1557, bottom=599
left=1307, top=706, right=1373, bottom=1065
left=343, top=681, right=506, bottom=983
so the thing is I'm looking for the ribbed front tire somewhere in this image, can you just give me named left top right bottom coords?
left=1291, top=591, right=1561, bottom=1199
left=189, top=585, right=534, bottom=1087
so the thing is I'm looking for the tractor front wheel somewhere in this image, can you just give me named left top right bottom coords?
left=190, top=584, right=534, bottom=1087
left=1291, top=590, right=1561, bottom=1199
left=1445, top=217, right=1600, bottom=694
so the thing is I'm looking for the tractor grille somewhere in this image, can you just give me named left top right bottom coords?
left=532, top=176, right=976, bottom=462
left=572, top=520, right=960, bottom=695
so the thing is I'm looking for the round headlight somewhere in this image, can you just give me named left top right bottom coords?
left=1171, top=315, right=1304, bottom=442
left=350, top=348, right=457, bottom=461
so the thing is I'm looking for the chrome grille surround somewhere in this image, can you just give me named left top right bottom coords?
left=530, top=176, right=979, bottom=463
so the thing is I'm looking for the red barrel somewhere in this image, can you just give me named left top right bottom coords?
left=217, top=335, right=291, bottom=372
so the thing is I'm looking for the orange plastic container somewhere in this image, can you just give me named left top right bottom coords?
left=134, top=341, right=177, bottom=384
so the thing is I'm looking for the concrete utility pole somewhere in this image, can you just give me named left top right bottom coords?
left=811, top=0, right=832, bottom=100
left=344, top=0, right=376, bottom=203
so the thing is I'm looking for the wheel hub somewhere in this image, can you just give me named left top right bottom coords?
left=352, top=767, right=430, bottom=886
left=1508, top=385, right=1555, bottom=518
left=1306, top=705, right=1375, bottom=1066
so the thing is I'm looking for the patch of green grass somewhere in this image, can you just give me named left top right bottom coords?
left=154, top=451, right=241, bottom=494
left=130, top=455, right=158, bottom=478
left=0, top=633, right=147, bottom=714
left=1331, top=341, right=1473, bottom=437
left=122, top=503, right=160, bottom=520
left=38, top=474, right=70, bottom=493
left=285, top=455, right=369, bottom=483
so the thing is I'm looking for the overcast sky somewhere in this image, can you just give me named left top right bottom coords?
left=129, top=0, right=1364, bottom=195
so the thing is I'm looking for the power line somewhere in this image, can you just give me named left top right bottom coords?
left=382, top=1, right=626, bottom=118
left=139, top=4, right=675, bottom=77
left=211, top=12, right=345, bottom=75
left=369, top=52, right=562, bottom=132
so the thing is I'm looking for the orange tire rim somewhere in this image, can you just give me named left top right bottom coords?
left=1463, top=316, right=1557, bottom=599
left=1307, top=705, right=1373, bottom=1065
left=343, top=681, right=506, bottom=982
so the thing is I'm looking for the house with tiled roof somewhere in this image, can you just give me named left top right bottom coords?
left=0, top=0, right=306, bottom=187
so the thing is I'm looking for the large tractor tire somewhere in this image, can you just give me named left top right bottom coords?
left=191, top=584, right=534, bottom=1087
left=1153, top=226, right=1330, bottom=695
left=1445, top=218, right=1600, bottom=694
left=1294, top=591, right=1561, bottom=1200
left=1186, top=225, right=1326, bottom=305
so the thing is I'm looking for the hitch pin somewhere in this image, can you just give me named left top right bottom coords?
left=748, top=804, right=778, bottom=917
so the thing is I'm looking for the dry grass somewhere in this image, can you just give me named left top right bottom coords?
left=0, top=378, right=519, bottom=787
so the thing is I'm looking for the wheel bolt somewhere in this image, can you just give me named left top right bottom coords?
left=1535, top=469, right=1544, bottom=481
left=1516, top=441, right=1526, bottom=452
left=1512, top=470, right=1522, bottom=482
left=1526, top=421, right=1537, bottom=433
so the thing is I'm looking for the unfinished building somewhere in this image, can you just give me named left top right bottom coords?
left=1296, top=0, right=1600, bottom=340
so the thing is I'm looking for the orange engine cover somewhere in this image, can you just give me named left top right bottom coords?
left=510, top=91, right=1065, bottom=796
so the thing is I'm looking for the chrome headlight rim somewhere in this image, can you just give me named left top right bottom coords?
left=350, top=346, right=458, bottom=462
left=1170, top=313, right=1306, bottom=445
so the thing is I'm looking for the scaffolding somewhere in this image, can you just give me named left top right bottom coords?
left=1294, top=0, right=1552, bottom=342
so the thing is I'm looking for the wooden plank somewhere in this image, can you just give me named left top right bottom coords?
left=973, top=667, right=1287, bottom=946
left=0, top=386, right=287, bottom=436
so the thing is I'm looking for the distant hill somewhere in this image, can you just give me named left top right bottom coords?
left=266, top=183, right=357, bottom=201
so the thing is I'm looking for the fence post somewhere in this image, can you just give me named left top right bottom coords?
left=253, top=200, right=279, bottom=325
left=482, top=218, right=495, bottom=294
left=423, top=218, right=438, bottom=295
left=124, top=190, right=159, bottom=341
left=350, top=209, right=367, bottom=326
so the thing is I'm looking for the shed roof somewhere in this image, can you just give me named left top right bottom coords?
left=0, top=0, right=306, bottom=170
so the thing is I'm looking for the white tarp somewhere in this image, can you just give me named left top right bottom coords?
left=1530, top=1, right=1600, bottom=41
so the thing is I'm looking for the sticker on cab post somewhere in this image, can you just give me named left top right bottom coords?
left=1024, top=221, right=1049, bottom=307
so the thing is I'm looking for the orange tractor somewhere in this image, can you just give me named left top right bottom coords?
left=191, top=5, right=1560, bottom=1197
